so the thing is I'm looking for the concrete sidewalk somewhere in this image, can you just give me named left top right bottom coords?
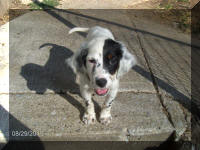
left=0, top=9, right=192, bottom=146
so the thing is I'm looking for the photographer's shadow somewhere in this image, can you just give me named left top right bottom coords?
left=20, top=43, right=85, bottom=119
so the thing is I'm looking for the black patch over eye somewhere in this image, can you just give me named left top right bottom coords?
left=109, top=56, right=118, bottom=65
left=103, top=39, right=123, bottom=75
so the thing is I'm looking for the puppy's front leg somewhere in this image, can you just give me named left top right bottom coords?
left=100, top=80, right=119, bottom=125
left=80, top=85, right=96, bottom=125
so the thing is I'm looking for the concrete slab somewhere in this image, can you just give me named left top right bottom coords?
left=127, top=13, right=192, bottom=139
left=127, top=13, right=191, bottom=107
left=162, top=96, right=189, bottom=141
left=139, top=33, right=191, bottom=100
left=9, top=10, right=155, bottom=94
left=9, top=92, right=173, bottom=141
left=6, top=9, right=190, bottom=143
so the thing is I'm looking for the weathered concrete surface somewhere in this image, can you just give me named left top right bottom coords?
left=127, top=12, right=191, bottom=100
left=2, top=9, right=191, bottom=144
left=9, top=92, right=173, bottom=141
left=127, top=14, right=192, bottom=99
left=162, top=97, right=189, bottom=141
left=127, top=11, right=192, bottom=140
left=9, top=10, right=155, bottom=94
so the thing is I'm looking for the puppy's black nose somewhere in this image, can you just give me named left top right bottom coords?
left=96, top=78, right=107, bottom=88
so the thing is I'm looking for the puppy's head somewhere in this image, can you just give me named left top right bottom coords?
left=67, top=38, right=136, bottom=96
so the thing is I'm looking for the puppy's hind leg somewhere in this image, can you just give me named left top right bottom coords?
left=80, top=85, right=96, bottom=125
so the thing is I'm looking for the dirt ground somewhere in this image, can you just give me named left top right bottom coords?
left=0, top=0, right=29, bottom=26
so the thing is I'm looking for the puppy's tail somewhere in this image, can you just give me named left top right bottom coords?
left=68, top=27, right=89, bottom=34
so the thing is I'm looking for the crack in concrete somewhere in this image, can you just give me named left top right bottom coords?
left=126, top=128, right=131, bottom=141
left=160, top=94, right=189, bottom=128
left=129, top=17, right=176, bottom=134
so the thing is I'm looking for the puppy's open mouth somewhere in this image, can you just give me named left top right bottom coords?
left=95, top=88, right=109, bottom=96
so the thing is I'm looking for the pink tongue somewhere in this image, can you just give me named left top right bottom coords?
left=96, top=89, right=108, bottom=95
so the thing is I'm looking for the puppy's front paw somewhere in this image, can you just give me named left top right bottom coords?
left=82, top=112, right=96, bottom=125
left=99, top=115, right=112, bottom=125
left=99, top=108, right=112, bottom=125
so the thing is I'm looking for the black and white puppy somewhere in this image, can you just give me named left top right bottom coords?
left=66, top=26, right=137, bottom=125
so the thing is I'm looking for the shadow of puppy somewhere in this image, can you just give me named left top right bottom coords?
left=21, top=43, right=78, bottom=94
left=20, top=43, right=86, bottom=119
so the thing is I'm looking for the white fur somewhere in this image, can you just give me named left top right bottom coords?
left=68, top=27, right=89, bottom=34
left=66, top=26, right=136, bottom=125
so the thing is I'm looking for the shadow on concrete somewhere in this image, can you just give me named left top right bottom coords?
left=17, top=43, right=196, bottom=148
left=28, top=0, right=197, bottom=133
left=28, top=1, right=196, bottom=120
left=20, top=43, right=102, bottom=121
left=31, top=0, right=199, bottom=49
left=0, top=103, right=184, bottom=150
left=0, top=103, right=190, bottom=149
left=28, top=1, right=194, bottom=112
left=20, top=43, right=88, bottom=120
left=0, top=105, right=45, bottom=150
left=132, top=65, right=191, bottom=111
left=133, top=65, right=200, bottom=128
left=21, top=43, right=77, bottom=94
left=16, top=1, right=199, bottom=147
left=28, top=0, right=193, bottom=111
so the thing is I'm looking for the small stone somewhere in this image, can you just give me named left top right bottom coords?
left=55, top=133, right=62, bottom=136
left=51, top=110, right=56, bottom=115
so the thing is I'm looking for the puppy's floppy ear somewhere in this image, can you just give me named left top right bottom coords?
left=65, top=48, right=88, bottom=74
left=76, top=48, right=88, bottom=70
left=117, top=43, right=137, bottom=78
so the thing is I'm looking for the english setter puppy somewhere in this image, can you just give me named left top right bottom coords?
left=66, top=26, right=137, bottom=125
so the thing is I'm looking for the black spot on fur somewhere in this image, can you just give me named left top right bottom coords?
left=76, top=49, right=88, bottom=69
left=103, top=39, right=123, bottom=75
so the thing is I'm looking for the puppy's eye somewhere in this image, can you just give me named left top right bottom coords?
left=88, top=59, right=96, bottom=64
left=107, top=54, right=112, bottom=59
